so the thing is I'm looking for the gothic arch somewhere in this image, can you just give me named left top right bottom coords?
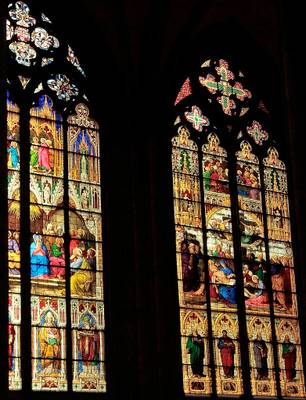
left=171, top=55, right=306, bottom=398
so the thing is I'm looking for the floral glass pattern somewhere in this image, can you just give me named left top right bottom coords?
left=199, top=59, right=252, bottom=117
left=47, top=74, right=79, bottom=102
left=184, top=105, right=210, bottom=132
left=246, top=120, right=269, bottom=145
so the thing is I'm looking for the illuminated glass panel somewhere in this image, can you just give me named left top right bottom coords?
left=7, top=95, right=21, bottom=390
left=211, top=312, right=243, bottom=395
left=172, top=126, right=211, bottom=394
left=29, top=96, right=66, bottom=390
left=173, top=57, right=305, bottom=398
left=204, top=136, right=242, bottom=396
left=9, top=293, right=22, bottom=390
left=172, top=124, right=246, bottom=396
left=181, top=310, right=210, bottom=395
left=174, top=77, right=192, bottom=106
left=31, top=296, right=67, bottom=390
left=71, top=299, right=105, bottom=391
left=235, top=140, right=277, bottom=396
left=264, top=149, right=305, bottom=397
left=199, top=59, right=252, bottom=116
left=5, top=0, right=105, bottom=393
left=67, top=104, right=106, bottom=392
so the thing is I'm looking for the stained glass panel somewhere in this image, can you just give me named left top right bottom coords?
left=31, top=295, right=67, bottom=390
left=246, top=315, right=277, bottom=395
left=7, top=95, right=21, bottom=391
left=9, top=293, right=22, bottom=390
left=5, top=1, right=105, bottom=393
left=276, top=318, right=305, bottom=397
left=71, top=299, right=105, bottom=391
left=180, top=310, right=211, bottom=395
left=173, top=58, right=305, bottom=398
left=29, top=96, right=67, bottom=390
left=172, top=126, right=211, bottom=394
left=263, top=148, right=305, bottom=396
left=211, top=312, right=243, bottom=395
left=68, top=104, right=105, bottom=392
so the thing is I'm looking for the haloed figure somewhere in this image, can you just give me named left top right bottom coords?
left=186, top=329, right=205, bottom=377
left=253, top=333, right=268, bottom=380
left=38, top=312, right=61, bottom=373
left=218, top=330, right=235, bottom=378
left=8, top=323, right=16, bottom=370
left=282, top=335, right=297, bottom=381
left=78, top=315, right=100, bottom=375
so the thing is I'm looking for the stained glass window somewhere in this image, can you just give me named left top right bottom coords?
left=172, top=58, right=305, bottom=397
left=4, top=1, right=106, bottom=393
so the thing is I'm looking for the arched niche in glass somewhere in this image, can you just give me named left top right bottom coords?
left=172, top=58, right=305, bottom=398
left=4, top=1, right=106, bottom=393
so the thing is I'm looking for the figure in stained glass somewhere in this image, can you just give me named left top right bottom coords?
left=6, top=1, right=105, bottom=392
left=208, top=260, right=218, bottom=300
left=8, top=323, right=16, bottom=370
left=87, top=248, right=97, bottom=270
left=236, top=164, right=260, bottom=200
left=81, top=187, right=90, bottom=209
left=207, top=232, right=234, bottom=259
left=49, top=237, right=65, bottom=279
left=243, top=256, right=269, bottom=307
left=70, top=248, right=94, bottom=297
left=173, top=56, right=305, bottom=398
left=30, top=234, right=50, bottom=278
left=30, top=136, right=39, bottom=168
left=208, top=258, right=236, bottom=306
left=182, top=311, right=210, bottom=393
left=8, top=294, right=22, bottom=389
left=271, top=259, right=293, bottom=311
left=181, top=240, right=204, bottom=295
left=253, top=334, right=268, bottom=380
left=38, top=311, right=61, bottom=374
left=186, top=329, right=205, bottom=377
left=77, top=314, right=100, bottom=375
left=38, top=137, right=52, bottom=173
left=204, top=160, right=229, bottom=191
left=216, top=260, right=236, bottom=305
left=70, top=230, right=84, bottom=255
left=282, top=335, right=297, bottom=382
left=8, top=230, right=21, bottom=274
left=217, top=330, right=235, bottom=378
left=7, top=141, right=20, bottom=169
left=42, top=181, right=52, bottom=204
left=206, top=206, right=232, bottom=232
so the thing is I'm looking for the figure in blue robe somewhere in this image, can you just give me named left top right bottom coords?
left=30, top=234, right=50, bottom=277
left=218, top=260, right=236, bottom=304
left=8, top=142, right=20, bottom=168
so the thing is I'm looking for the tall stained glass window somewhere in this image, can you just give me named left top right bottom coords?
left=4, top=1, right=106, bottom=393
left=172, top=58, right=305, bottom=397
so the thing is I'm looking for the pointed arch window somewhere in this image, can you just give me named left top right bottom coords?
left=172, top=58, right=305, bottom=398
left=3, top=1, right=106, bottom=393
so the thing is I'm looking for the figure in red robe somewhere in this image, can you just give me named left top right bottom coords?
left=282, top=335, right=297, bottom=381
left=78, top=315, right=100, bottom=374
left=38, top=137, right=52, bottom=172
left=218, top=330, right=235, bottom=378
left=8, top=323, right=16, bottom=370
